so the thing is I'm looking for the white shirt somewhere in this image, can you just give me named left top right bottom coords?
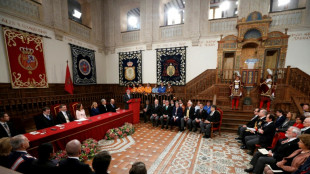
left=61, top=111, right=70, bottom=123
left=68, top=156, right=79, bottom=160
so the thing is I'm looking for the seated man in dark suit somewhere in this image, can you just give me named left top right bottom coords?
left=30, top=143, right=58, bottom=174
left=92, top=151, right=111, bottom=174
left=183, top=101, right=196, bottom=131
left=8, top=135, right=35, bottom=173
left=246, top=114, right=276, bottom=155
left=245, top=126, right=301, bottom=174
left=170, top=102, right=183, bottom=131
left=150, top=99, right=162, bottom=127
left=274, top=109, right=286, bottom=128
left=301, top=117, right=310, bottom=134
left=35, top=107, right=55, bottom=130
left=0, top=112, right=17, bottom=138
left=193, top=103, right=206, bottom=132
left=98, top=99, right=108, bottom=114
left=201, top=105, right=220, bottom=138
left=236, top=108, right=260, bottom=140
left=107, top=99, right=120, bottom=112
left=160, top=100, right=172, bottom=129
left=56, top=104, right=74, bottom=124
left=142, top=100, right=152, bottom=123
left=58, top=139, right=93, bottom=174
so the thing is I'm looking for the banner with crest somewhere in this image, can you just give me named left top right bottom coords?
left=3, top=27, right=48, bottom=88
left=119, top=51, right=142, bottom=86
left=156, top=47, right=186, bottom=85
left=70, top=44, right=96, bottom=85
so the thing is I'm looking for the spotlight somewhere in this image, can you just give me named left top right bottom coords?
left=73, top=9, right=82, bottom=19
left=278, top=0, right=290, bottom=6
left=128, top=16, right=138, bottom=28
left=220, top=1, right=230, bottom=11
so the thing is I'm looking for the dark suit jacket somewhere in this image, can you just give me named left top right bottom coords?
left=151, top=105, right=162, bottom=116
left=34, top=114, right=55, bottom=130
left=172, top=107, right=183, bottom=118
left=8, top=151, right=35, bottom=173
left=256, top=117, right=267, bottom=130
left=258, top=122, right=276, bottom=147
left=90, top=108, right=100, bottom=116
left=272, top=138, right=300, bottom=162
left=143, top=104, right=152, bottom=115
left=184, top=107, right=196, bottom=120
left=162, top=105, right=172, bottom=117
left=206, top=110, right=221, bottom=122
left=195, top=109, right=207, bottom=120
left=275, top=115, right=286, bottom=128
left=107, top=104, right=117, bottom=112
left=56, top=111, right=74, bottom=124
left=98, top=105, right=108, bottom=114
left=30, top=159, right=58, bottom=174
left=123, top=94, right=133, bottom=109
left=246, top=115, right=259, bottom=128
left=58, top=158, right=93, bottom=174
left=302, top=127, right=310, bottom=134
left=277, top=119, right=295, bottom=132
left=0, top=122, right=16, bottom=138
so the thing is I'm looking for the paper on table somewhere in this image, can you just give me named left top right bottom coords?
left=266, top=165, right=283, bottom=173
left=74, top=118, right=88, bottom=121
left=29, top=131, right=40, bottom=135
left=247, top=127, right=256, bottom=132
left=258, top=148, right=269, bottom=155
left=55, top=124, right=64, bottom=127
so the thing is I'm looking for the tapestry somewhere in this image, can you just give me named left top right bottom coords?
left=156, top=47, right=186, bottom=85
left=119, top=51, right=142, bottom=86
left=2, top=27, right=48, bottom=88
left=70, top=44, right=96, bottom=85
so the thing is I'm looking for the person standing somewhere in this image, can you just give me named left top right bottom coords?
left=230, top=71, right=243, bottom=110
left=123, top=90, right=133, bottom=110
left=0, top=112, right=16, bottom=138
left=259, top=69, right=276, bottom=112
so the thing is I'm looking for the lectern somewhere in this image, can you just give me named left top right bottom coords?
left=128, top=98, right=141, bottom=124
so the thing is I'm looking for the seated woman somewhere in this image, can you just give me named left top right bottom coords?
left=293, top=115, right=305, bottom=129
left=144, top=83, right=152, bottom=95
left=264, top=134, right=310, bottom=174
left=277, top=112, right=296, bottom=139
left=76, top=103, right=87, bottom=120
left=90, top=102, right=100, bottom=117
left=0, top=137, right=12, bottom=168
left=137, top=84, right=145, bottom=94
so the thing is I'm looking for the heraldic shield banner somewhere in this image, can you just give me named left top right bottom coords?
left=119, top=51, right=142, bottom=86
left=70, top=44, right=96, bottom=85
left=156, top=47, right=186, bottom=85
left=3, top=27, right=48, bottom=88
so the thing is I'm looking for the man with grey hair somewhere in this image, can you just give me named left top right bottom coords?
left=8, top=134, right=35, bottom=173
left=123, top=90, right=132, bottom=109
left=107, top=99, right=120, bottom=112
left=301, top=117, right=310, bottom=134
left=245, top=126, right=301, bottom=173
left=150, top=99, right=162, bottom=127
left=183, top=101, right=195, bottom=131
left=58, top=139, right=93, bottom=174
left=99, top=99, right=108, bottom=114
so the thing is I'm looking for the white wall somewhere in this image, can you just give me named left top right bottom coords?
left=286, top=30, right=310, bottom=75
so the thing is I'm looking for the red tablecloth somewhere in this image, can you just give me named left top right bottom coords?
left=24, top=110, right=133, bottom=156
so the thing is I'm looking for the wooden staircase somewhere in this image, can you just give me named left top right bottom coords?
left=221, top=110, right=254, bottom=132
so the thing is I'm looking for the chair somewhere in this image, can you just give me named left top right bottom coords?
left=69, top=102, right=79, bottom=120
left=50, top=104, right=61, bottom=120
left=255, top=132, right=280, bottom=151
left=210, top=108, right=223, bottom=138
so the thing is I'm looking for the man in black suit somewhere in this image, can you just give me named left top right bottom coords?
left=98, top=99, right=108, bottom=114
left=142, top=100, right=152, bottom=123
left=236, top=108, right=260, bottom=140
left=301, top=117, right=310, bottom=134
left=58, top=139, right=93, bottom=174
left=56, top=104, right=74, bottom=124
left=275, top=109, right=286, bottom=128
left=8, top=135, right=35, bottom=173
left=92, top=151, right=111, bottom=174
left=150, top=99, right=162, bottom=127
left=202, top=105, right=221, bottom=138
left=35, top=107, right=55, bottom=130
left=171, top=102, right=183, bottom=130
left=30, top=143, right=58, bottom=174
left=183, top=101, right=196, bottom=131
left=107, top=99, right=120, bottom=112
left=194, top=103, right=206, bottom=132
left=245, top=126, right=301, bottom=174
left=123, top=90, right=133, bottom=110
left=160, top=100, right=172, bottom=129
left=246, top=114, right=276, bottom=155
left=0, top=112, right=16, bottom=138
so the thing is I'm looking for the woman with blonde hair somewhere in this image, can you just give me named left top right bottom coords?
left=76, top=103, right=87, bottom=120
left=0, top=137, right=12, bottom=167
left=90, top=102, right=100, bottom=117
left=264, top=134, right=310, bottom=174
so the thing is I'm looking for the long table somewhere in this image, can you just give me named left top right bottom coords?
left=24, top=110, right=133, bottom=156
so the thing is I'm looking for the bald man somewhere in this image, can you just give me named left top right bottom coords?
left=58, top=139, right=93, bottom=174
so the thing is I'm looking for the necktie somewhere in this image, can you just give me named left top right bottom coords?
left=281, top=139, right=290, bottom=144
left=186, top=109, right=189, bottom=117
left=47, top=115, right=51, bottom=120
left=128, top=94, right=130, bottom=99
left=3, top=123, right=11, bottom=137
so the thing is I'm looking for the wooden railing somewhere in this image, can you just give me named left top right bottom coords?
left=185, top=69, right=216, bottom=95
left=288, top=68, right=310, bottom=97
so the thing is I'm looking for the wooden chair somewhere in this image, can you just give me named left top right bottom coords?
left=50, top=104, right=61, bottom=120
left=210, top=108, right=223, bottom=138
left=69, top=102, right=79, bottom=120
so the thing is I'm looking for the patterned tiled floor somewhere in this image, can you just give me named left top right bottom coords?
left=95, top=122, right=252, bottom=174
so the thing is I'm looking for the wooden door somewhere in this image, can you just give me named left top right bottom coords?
left=263, top=49, right=280, bottom=78
left=222, top=52, right=235, bottom=81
